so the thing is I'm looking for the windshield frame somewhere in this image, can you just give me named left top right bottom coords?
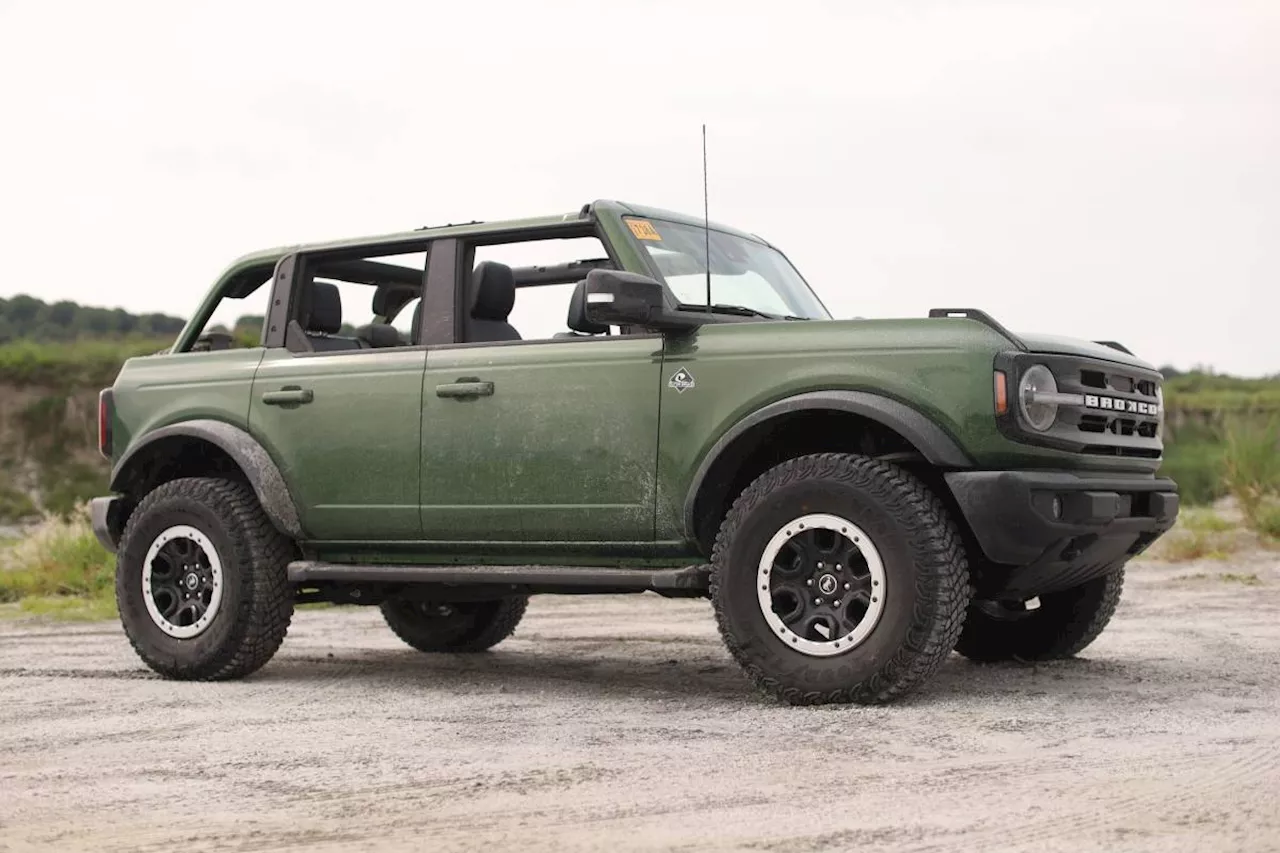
left=622, top=216, right=832, bottom=321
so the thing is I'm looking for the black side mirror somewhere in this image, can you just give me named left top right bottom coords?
left=583, top=269, right=701, bottom=333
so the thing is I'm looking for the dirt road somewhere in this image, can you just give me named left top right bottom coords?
left=2, top=552, right=1278, bottom=853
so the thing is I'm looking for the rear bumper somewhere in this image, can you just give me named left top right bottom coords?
left=945, top=470, right=1179, bottom=598
left=90, top=496, right=122, bottom=554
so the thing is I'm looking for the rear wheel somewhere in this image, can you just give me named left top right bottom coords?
left=955, top=567, right=1125, bottom=662
left=710, top=453, right=970, bottom=705
left=380, top=597, right=528, bottom=653
left=115, top=477, right=294, bottom=680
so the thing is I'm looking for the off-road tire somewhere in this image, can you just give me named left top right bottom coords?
left=115, top=477, right=294, bottom=680
left=955, top=567, right=1125, bottom=663
left=710, top=453, right=971, bottom=705
left=380, top=597, right=528, bottom=653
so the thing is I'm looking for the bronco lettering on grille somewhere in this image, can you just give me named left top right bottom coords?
left=1084, top=394, right=1159, bottom=416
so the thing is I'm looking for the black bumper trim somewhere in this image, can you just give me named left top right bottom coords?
left=945, top=471, right=1179, bottom=597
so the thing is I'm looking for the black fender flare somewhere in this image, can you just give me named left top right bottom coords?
left=110, top=419, right=304, bottom=539
left=682, top=390, right=972, bottom=539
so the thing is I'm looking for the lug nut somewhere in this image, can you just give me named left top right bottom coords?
left=834, top=600, right=842, bottom=607
left=806, top=579, right=814, bottom=586
left=814, top=598, right=822, bottom=605
left=844, top=583, right=851, bottom=590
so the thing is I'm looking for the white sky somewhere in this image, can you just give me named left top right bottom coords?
left=1, top=0, right=1276, bottom=375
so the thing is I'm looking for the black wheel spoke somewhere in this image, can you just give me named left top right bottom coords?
left=800, top=612, right=838, bottom=642
left=835, top=599, right=868, bottom=636
left=772, top=540, right=806, bottom=576
left=768, top=582, right=805, bottom=624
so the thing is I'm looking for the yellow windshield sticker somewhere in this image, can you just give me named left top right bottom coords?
left=626, top=218, right=662, bottom=241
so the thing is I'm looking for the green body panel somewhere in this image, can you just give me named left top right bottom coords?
left=652, top=319, right=1000, bottom=538
left=1013, top=332, right=1155, bottom=371
left=248, top=348, right=425, bottom=539
left=110, top=348, right=265, bottom=455
left=103, top=198, right=1170, bottom=569
left=420, top=337, right=664, bottom=541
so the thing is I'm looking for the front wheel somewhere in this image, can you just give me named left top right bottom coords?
left=710, top=453, right=971, bottom=705
left=380, top=597, right=528, bottom=653
left=955, top=568, right=1125, bottom=663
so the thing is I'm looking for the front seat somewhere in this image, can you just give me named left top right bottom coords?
left=303, top=281, right=363, bottom=351
left=466, top=261, right=521, bottom=343
left=554, top=280, right=610, bottom=338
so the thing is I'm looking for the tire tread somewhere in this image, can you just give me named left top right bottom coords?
left=115, top=477, right=294, bottom=680
left=709, top=453, right=971, bottom=705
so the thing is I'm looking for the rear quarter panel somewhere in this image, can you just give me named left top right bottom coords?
left=110, top=349, right=266, bottom=463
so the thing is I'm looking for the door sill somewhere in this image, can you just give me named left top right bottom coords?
left=287, top=561, right=710, bottom=594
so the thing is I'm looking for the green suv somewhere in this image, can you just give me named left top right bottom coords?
left=90, top=200, right=1179, bottom=704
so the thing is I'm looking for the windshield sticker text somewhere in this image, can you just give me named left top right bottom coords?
left=626, top=219, right=663, bottom=241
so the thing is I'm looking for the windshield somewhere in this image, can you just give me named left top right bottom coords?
left=625, top=217, right=830, bottom=320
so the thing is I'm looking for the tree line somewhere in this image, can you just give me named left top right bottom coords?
left=0, top=294, right=188, bottom=343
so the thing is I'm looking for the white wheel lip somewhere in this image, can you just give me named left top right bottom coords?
left=142, top=525, right=224, bottom=640
left=757, top=512, right=887, bottom=658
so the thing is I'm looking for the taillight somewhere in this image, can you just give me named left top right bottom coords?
left=98, top=389, right=113, bottom=458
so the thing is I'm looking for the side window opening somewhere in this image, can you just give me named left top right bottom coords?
left=191, top=266, right=274, bottom=351
left=468, top=235, right=620, bottom=342
left=287, top=249, right=427, bottom=353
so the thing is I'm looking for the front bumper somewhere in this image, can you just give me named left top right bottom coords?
left=945, top=470, right=1179, bottom=598
left=90, top=496, right=123, bottom=554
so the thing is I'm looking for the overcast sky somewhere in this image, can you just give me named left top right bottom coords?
left=1, top=0, right=1275, bottom=375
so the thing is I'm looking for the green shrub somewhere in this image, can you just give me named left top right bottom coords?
left=1253, top=502, right=1280, bottom=541
left=1164, top=372, right=1280, bottom=414
left=0, top=506, right=114, bottom=602
left=1223, top=413, right=1280, bottom=530
left=0, top=337, right=170, bottom=388
left=1159, top=421, right=1227, bottom=505
left=0, top=481, right=36, bottom=521
left=40, top=461, right=109, bottom=517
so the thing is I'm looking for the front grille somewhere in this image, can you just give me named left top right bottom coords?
left=1053, top=359, right=1163, bottom=457
left=998, top=351, right=1165, bottom=460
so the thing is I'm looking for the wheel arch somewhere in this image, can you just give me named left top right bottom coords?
left=683, top=390, right=972, bottom=554
left=109, top=420, right=304, bottom=540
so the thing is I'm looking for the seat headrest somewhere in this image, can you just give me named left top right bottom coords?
left=567, top=280, right=608, bottom=335
left=355, top=323, right=402, bottom=348
left=410, top=301, right=423, bottom=344
left=307, top=281, right=343, bottom=334
left=372, top=285, right=415, bottom=319
left=470, top=262, right=516, bottom=321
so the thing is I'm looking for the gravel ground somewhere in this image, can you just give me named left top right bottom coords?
left=1, top=552, right=1278, bottom=853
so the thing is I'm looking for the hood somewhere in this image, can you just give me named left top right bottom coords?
left=1015, top=332, right=1158, bottom=373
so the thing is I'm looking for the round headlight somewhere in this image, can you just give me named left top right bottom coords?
left=1019, top=364, right=1058, bottom=432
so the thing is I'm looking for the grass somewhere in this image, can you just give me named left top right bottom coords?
left=1164, top=372, right=1280, bottom=414
left=0, top=506, right=115, bottom=608
left=0, top=337, right=171, bottom=388
left=0, top=596, right=117, bottom=621
left=1221, top=413, right=1280, bottom=540
left=1252, top=503, right=1280, bottom=540
left=1143, top=506, right=1246, bottom=562
left=1158, top=422, right=1228, bottom=505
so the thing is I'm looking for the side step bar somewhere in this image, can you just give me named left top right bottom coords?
left=287, top=561, right=710, bottom=593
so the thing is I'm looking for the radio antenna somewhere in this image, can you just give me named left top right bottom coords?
left=702, top=123, right=712, bottom=308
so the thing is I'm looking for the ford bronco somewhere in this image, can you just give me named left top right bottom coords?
left=91, top=200, right=1179, bottom=704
